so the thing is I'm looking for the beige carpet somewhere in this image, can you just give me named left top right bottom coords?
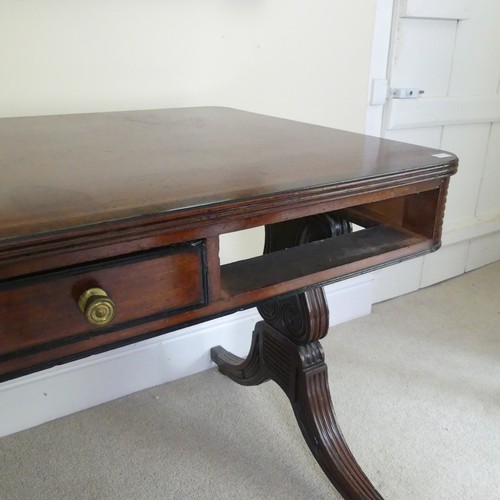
left=1, top=261, right=499, bottom=500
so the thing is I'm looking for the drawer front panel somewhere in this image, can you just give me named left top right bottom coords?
left=0, top=242, right=207, bottom=358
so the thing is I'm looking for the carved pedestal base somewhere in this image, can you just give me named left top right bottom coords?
left=211, top=321, right=383, bottom=500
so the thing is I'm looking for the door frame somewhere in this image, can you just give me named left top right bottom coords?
left=365, top=0, right=395, bottom=137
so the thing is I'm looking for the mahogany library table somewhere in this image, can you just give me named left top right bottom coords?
left=0, top=107, right=457, bottom=499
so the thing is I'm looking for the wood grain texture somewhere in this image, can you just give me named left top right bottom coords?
left=221, top=225, right=431, bottom=297
left=0, top=107, right=457, bottom=247
left=0, top=178, right=445, bottom=280
left=0, top=243, right=206, bottom=359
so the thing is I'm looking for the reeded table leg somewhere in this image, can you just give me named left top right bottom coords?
left=211, top=312, right=382, bottom=499
left=211, top=214, right=384, bottom=499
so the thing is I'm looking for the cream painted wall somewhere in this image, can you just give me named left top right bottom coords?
left=1, top=0, right=376, bottom=129
left=1, top=0, right=377, bottom=262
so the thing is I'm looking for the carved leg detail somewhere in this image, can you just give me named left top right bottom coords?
left=212, top=321, right=383, bottom=499
left=293, top=362, right=383, bottom=500
left=210, top=330, right=269, bottom=386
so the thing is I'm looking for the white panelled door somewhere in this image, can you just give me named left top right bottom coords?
left=369, top=0, right=500, bottom=301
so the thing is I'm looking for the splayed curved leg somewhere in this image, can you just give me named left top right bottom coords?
left=210, top=330, right=268, bottom=386
left=291, top=336, right=383, bottom=499
left=211, top=321, right=383, bottom=499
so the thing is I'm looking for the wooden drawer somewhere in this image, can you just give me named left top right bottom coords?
left=0, top=242, right=207, bottom=361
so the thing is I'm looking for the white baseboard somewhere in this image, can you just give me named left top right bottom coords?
left=0, top=275, right=372, bottom=437
left=372, top=218, right=500, bottom=303
left=466, top=230, right=500, bottom=271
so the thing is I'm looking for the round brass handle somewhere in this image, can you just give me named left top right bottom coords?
left=78, top=288, right=117, bottom=327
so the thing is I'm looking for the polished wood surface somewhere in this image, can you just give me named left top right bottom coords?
left=0, top=107, right=457, bottom=499
left=0, top=243, right=206, bottom=356
left=0, top=107, right=455, bottom=244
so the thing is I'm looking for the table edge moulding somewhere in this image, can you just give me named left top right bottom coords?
left=0, top=107, right=458, bottom=499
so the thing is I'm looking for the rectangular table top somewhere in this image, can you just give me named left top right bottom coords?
left=0, top=107, right=457, bottom=246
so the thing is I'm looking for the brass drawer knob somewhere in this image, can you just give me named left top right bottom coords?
left=78, top=288, right=117, bottom=327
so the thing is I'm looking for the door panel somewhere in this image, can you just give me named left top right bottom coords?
left=400, top=0, right=470, bottom=20
left=449, top=1, right=500, bottom=95
left=476, top=122, right=500, bottom=218
left=390, top=18, right=456, bottom=98
left=374, top=0, right=500, bottom=287
left=440, top=124, right=491, bottom=227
